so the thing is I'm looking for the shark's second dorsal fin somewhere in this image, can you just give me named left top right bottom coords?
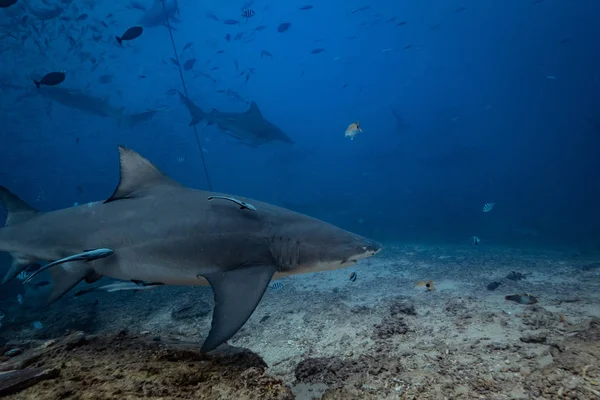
left=247, top=102, right=262, bottom=117
left=105, top=146, right=182, bottom=203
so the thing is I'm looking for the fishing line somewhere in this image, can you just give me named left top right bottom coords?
left=160, top=0, right=213, bottom=191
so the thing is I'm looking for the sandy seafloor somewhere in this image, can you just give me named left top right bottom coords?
left=1, top=243, right=599, bottom=399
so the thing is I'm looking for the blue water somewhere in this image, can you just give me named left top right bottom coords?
left=0, top=0, right=599, bottom=249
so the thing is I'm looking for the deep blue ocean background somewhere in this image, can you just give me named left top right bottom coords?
left=1, top=0, right=599, bottom=248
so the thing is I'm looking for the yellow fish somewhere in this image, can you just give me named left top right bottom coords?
left=416, top=280, right=435, bottom=291
left=345, top=120, right=362, bottom=140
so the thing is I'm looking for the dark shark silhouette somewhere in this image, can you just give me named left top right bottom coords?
left=138, top=0, right=180, bottom=28
left=33, top=86, right=160, bottom=127
left=178, top=91, right=294, bottom=146
left=392, top=108, right=409, bottom=133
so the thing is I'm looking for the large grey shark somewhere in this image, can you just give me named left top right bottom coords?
left=0, top=146, right=381, bottom=352
left=178, top=91, right=295, bottom=146
left=138, top=0, right=180, bottom=28
left=34, top=86, right=159, bottom=127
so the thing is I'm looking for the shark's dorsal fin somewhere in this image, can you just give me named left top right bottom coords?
left=105, top=146, right=182, bottom=203
left=247, top=102, right=262, bottom=117
left=0, top=186, right=39, bottom=226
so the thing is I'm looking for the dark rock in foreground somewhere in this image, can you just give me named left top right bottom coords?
left=0, top=331, right=293, bottom=400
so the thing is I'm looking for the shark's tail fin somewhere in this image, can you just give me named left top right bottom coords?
left=0, top=186, right=40, bottom=284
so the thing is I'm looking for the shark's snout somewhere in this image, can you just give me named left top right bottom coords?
left=362, top=239, right=382, bottom=255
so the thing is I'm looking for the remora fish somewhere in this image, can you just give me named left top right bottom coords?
left=0, top=146, right=381, bottom=352
left=177, top=90, right=294, bottom=146
left=35, top=86, right=159, bottom=127
left=75, top=281, right=163, bottom=296
left=138, top=0, right=180, bottom=28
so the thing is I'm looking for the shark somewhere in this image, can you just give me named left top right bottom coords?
left=33, top=86, right=160, bottom=127
left=0, top=146, right=381, bottom=352
left=178, top=91, right=295, bottom=146
left=392, top=108, right=409, bottom=133
left=138, top=0, right=180, bottom=28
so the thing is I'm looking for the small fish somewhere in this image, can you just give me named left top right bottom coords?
left=225, top=33, right=231, bottom=42
left=17, top=294, right=23, bottom=305
left=310, top=48, right=326, bottom=54
left=98, top=74, right=113, bottom=84
left=130, top=0, right=147, bottom=11
left=277, top=22, right=291, bottom=33
left=259, top=315, right=270, bottom=323
left=345, top=120, right=362, bottom=140
left=0, top=0, right=17, bottom=8
left=208, top=196, right=256, bottom=211
left=116, top=26, right=143, bottom=45
left=33, top=71, right=65, bottom=88
left=546, top=75, right=557, bottom=80
left=224, top=19, right=240, bottom=25
left=183, top=58, right=196, bottom=71
left=234, top=32, right=244, bottom=40
left=270, top=281, right=283, bottom=290
left=506, top=271, right=528, bottom=281
left=349, top=272, right=357, bottom=282
left=381, top=48, right=392, bottom=53
left=16, top=271, right=28, bottom=281
left=397, top=21, right=407, bottom=26
left=482, top=202, right=495, bottom=212
left=4, top=348, right=23, bottom=357
left=76, top=13, right=88, bottom=21
left=472, top=236, right=480, bottom=245
left=33, top=281, right=50, bottom=287
left=298, top=5, right=313, bottom=10
left=351, top=5, right=370, bottom=13
left=182, top=42, right=193, bottom=51
left=75, top=282, right=162, bottom=296
left=486, top=281, right=502, bottom=291
left=505, top=294, right=537, bottom=305
left=32, top=321, right=43, bottom=330
left=254, top=25, right=267, bottom=31
left=260, top=50, right=272, bottom=58
left=205, top=11, right=219, bottom=21
left=416, top=280, right=435, bottom=291
left=241, top=9, right=255, bottom=18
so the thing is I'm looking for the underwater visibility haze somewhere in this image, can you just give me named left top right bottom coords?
left=0, top=0, right=599, bottom=399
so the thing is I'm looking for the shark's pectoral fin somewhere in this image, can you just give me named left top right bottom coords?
left=2, top=256, right=36, bottom=284
left=201, top=264, right=277, bottom=352
left=48, top=262, right=95, bottom=305
left=0, top=187, right=41, bottom=284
